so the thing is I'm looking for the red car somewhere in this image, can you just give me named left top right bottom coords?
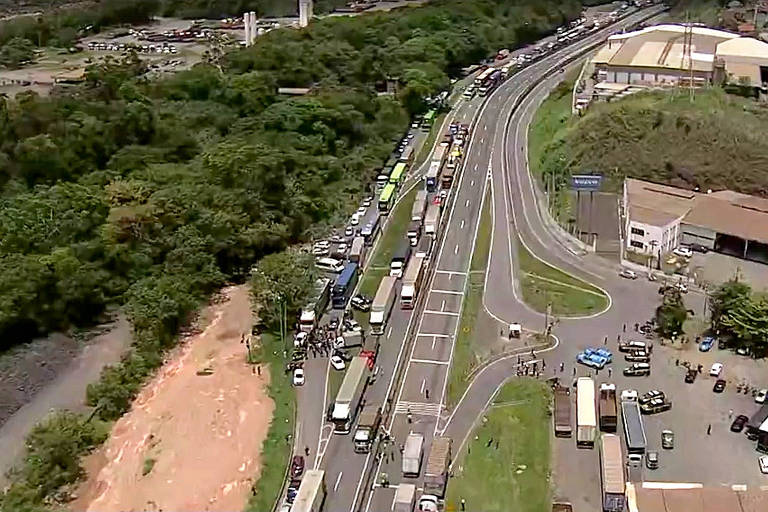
left=290, top=455, right=305, bottom=479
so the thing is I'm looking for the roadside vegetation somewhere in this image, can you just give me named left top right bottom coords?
left=0, top=0, right=581, bottom=509
left=447, top=189, right=492, bottom=407
left=517, top=239, right=608, bottom=316
left=446, top=379, right=552, bottom=512
left=537, top=88, right=768, bottom=198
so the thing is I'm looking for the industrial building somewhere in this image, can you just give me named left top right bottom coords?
left=622, top=178, right=768, bottom=264
left=593, top=24, right=768, bottom=89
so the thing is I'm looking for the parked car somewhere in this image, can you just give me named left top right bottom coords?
left=759, top=455, right=768, bottom=474
left=624, top=363, right=651, bottom=376
left=756, top=389, right=768, bottom=404
left=640, top=399, right=672, bottom=415
left=646, top=451, right=659, bottom=470
left=330, top=355, right=346, bottom=371
left=292, top=368, right=305, bottom=386
left=689, top=243, right=709, bottom=254
left=685, top=369, right=697, bottom=383
left=577, top=352, right=607, bottom=369
left=673, top=246, right=693, bottom=258
left=710, top=363, right=723, bottom=377
left=291, top=455, right=305, bottom=479
left=619, top=268, right=637, bottom=280
left=731, top=415, right=749, bottom=432
left=698, top=337, right=714, bottom=352
left=639, top=390, right=665, bottom=405
left=713, top=379, right=726, bottom=393
left=626, top=351, right=650, bottom=363
left=661, top=430, right=674, bottom=449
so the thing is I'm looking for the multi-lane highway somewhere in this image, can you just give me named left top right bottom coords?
left=298, top=5, right=675, bottom=512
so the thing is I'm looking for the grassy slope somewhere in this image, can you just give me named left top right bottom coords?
left=244, top=332, right=295, bottom=512
left=541, top=88, right=768, bottom=197
left=446, top=189, right=491, bottom=408
left=517, top=239, right=608, bottom=316
left=445, top=379, right=552, bottom=512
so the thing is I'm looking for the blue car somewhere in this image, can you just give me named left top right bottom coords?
left=584, top=347, right=613, bottom=363
left=577, top=352, right=607, bottom=369
left=699, top=337, right=715, bottom=352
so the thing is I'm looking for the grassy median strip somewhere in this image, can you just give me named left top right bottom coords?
left=445, top=379, right=552, bottom=512
left=245, top=332, right=295, bottom=512
left=446, top=189, right=491, bottom=408
left=517, top=239, right=608, bottom=316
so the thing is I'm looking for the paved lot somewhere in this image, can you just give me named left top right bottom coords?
left=552, top=334, right=768, bottom=512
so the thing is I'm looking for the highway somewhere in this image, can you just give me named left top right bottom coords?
left=297, top=5, right=676, bottom=512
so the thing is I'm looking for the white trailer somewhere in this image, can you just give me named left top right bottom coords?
left=331, top=357, right=370, bottom=434
left=393, top=483, right=416, bottom=512
left=400, top=254, right=426, bottom=310
left=291, top=469, right=326, bottom=512
left=402, top=432, right=425, bottom=477
left=576, top=377, right=597, bottom=448
left=411, top=189, right=427, bottom=222
left=424, top=203, right=441, bottom=236
left=369, top=276, right=397, bottom=335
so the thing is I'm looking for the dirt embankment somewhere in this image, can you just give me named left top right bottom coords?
left=70, top=284, right=274, bottom=512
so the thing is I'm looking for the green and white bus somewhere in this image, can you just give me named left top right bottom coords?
left=389, top=162, right=407, bottom=185
left=421, top=109, right=436, bottom=132
left=378, top=183, right=396, bottom=214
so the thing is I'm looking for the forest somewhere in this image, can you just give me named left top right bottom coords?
left=0, top=0, right=580, bottom=509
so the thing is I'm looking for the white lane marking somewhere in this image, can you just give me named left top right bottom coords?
left=430, top=289, right=464, bottom=296
left=410, top=358, right=450, bottom=366
left=420, top=378, right=426, bottom=394
left=460, top=219, right=465, bottom=229
left=334, top=472, right=343, bottom=492
left=387, top=326, right=392, bottom=339
left=440, top=299, right=446, bottom=311
left=454, top=244, right=459, bottom=255
left=423, top=310, right=459, bottom=317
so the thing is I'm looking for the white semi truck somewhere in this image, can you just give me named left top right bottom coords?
left=402, top=432, right=425, bottom=477
left=331, top=356, right=370, bottom=434
left=369, top=276, right=397, bottom=336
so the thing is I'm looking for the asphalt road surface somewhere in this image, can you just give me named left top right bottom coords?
left=297, top=5, right=676, bottom=512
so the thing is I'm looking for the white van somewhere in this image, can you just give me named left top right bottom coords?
left=316, top=257, right=344, bottom=273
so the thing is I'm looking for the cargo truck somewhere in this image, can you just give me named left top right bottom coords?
left=599, top=383, right=618, bottom=433
left=411, top=190, right=427, bottom=222
left=390, top=240, right=412, bottom=278
left=402, top=432, right=424, bottom=477
left=400, top=254, right=426, bottom=309
left=407, top=220, right=421, bottom=246
left=553, top=385, right=572, bottom=437
left=424, top=203, right=441, bottom=236
left=292, top=469, right=326, bottom=512
left=576, top=377, right=597, bottom=448
left=393, top=483, right=416, bottom=512
left=349, top=236, right=365, bottom=266
left=299, top=278, right=331, bottom=332
left=600, top=434, right=626, bottom=512
left=370, top=276, right=397, bottom=336
left=353, top=404, right=382, bottom=453
left=621, top=399, right=647, bottom=454
left=423, top=437, right=451, bottom=497
left=331, top=357, right=370, bottom=434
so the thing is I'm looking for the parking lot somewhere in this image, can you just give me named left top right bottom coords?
left=553, top=331, right=768, bottom=512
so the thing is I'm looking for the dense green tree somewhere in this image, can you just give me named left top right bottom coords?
left=656, top=287, right=688, bottom=338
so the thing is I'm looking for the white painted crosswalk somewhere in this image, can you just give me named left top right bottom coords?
left=394, top=401, right=443, bottom=417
